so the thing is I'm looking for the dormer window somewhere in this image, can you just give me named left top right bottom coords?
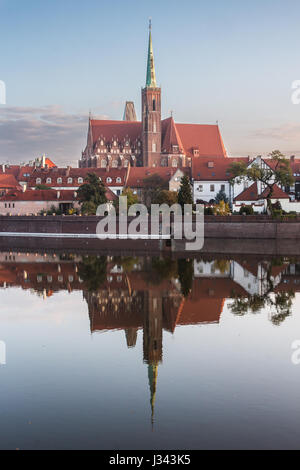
left=68, top=177, right=73, bottom=184
left=116, top=177, right=122, bottom=183
left=107, top=177, right=112, bottom=183
left=78, top=177, right=83, bottom=184
left=46, top=178, right=52, bottom=184
left=36, top=178, right=41, bottom=185
left=57, top=178, right=62, bottom=184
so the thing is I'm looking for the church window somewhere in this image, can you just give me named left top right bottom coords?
left=152, top=142, right=157, bottom=153
left=172, top=160, right=178, bottom=168
left=153, top=121, right=157, bottom=133
left=101, top=140, right=104, bottom=145
left=101, top=159, right=107, bottom=168
left=153, top=99, right=156, bottom=111
left=112, top=160, right=118, bottom=168
left=124, top=160, right=129, bottom=167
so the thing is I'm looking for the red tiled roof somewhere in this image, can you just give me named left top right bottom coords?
left=0, top=174, right=21, bottom=189
left=126, top=166, right=185, bottom=188
left=260, top=185, right=289, bottom=199
left=234, top=182, right=259, bottom=202
left=235, top=182, right=290, bottom=202
left=90, top=120, right=142, bottom=147
left=0, top=189, right=78, bottom=202
left=27, top=167, right=127, bottom=188
left=192, top=157, right=249, bottom=181
left=90, top=119, right=228, bottom=159
left=45, top=158, right=56, bottom=168
left=175, top=123, right=227, bottom=158
left=161, top=117, right=184, bottom=154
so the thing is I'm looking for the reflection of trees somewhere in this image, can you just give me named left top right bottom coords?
left=112, top=256, right=139, bottom=273
left=212, top=259, right=230, bottom=274
left=229, top=260, right=295, bottom=326
left=178, top=259, right=193, bottom=297
left=78, top=256, right=107, bottom=292
left=143, top=257, right=178, bottom=285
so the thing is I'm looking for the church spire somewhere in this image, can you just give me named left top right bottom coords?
left=146, top=19, right=157, bottom=88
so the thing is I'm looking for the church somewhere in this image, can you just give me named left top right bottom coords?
left=79, top=22, right=227, bottom=169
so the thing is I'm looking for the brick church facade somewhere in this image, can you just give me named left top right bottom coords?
left=79, top=22, right=227, bottom=169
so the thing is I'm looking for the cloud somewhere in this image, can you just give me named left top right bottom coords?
left=253, top=123, right=300, bottom=144
left=0, top=105, right=108, bottom=166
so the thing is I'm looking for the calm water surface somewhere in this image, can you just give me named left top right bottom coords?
left=0, top=251, right=300, bottom=450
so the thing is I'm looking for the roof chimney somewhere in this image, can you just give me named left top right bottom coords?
left=2, top=164, right=5, bottom=173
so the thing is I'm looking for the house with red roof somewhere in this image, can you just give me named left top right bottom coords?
left=0, top=189, right=80, bottom=215
left=80, top=23, right=227, bottom=170
left=233, top=182, right=291, bottom=213
left=192, top=157, right=249, bottom=203
left=0, top=174, right=21, bottom=196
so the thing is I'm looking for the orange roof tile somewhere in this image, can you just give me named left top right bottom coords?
left=192, top=157, right=249, bottom=181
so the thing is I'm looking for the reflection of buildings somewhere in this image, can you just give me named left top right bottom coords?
left=0, top=252, right=299, bottom=426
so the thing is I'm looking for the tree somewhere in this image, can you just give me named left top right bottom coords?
left=229, top=151, right=294, bottom=214
left=214, top=200, right=231, bottom=216
left=155, top=190, right=178, bottom=206
left=178, top=175, right=193, bottom=210
left=78, top=256, right=107, bottom=291
left=215, top=189, right=228, bottom=204
left=35, top=184, right=52, bottom=190
left=229, top=259, right=295, bottom=325
left=114, top=187, right=139, bottom=213
left=178, top=258, right=193, bottom=297
left=77, top=172, right=107, bottom=215
left=143, top=174, right=166, bottom=207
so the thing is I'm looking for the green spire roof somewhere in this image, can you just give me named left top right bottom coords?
left=146, top=20, right=157, bottom=88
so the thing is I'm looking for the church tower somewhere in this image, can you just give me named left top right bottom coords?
left=142, top=21, right=162, bottom=167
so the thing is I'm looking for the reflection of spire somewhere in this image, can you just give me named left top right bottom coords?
left=125, top=328, right=138, bottom=348
left=148, top=362, right=158, bottom=430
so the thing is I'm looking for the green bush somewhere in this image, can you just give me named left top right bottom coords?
left=204, top=207, right=214, bottom=215
left=239, top=205, right=254, bottom=215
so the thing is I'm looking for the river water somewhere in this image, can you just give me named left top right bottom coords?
left=0, top=250, right=300, bottom=450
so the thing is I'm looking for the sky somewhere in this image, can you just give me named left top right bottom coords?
left=1, top=0, right=300, bottom=166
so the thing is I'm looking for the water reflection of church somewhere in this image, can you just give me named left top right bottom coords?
left=0, top=251, right=299, bottom=425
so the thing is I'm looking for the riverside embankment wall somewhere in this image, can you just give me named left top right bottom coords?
left=1, top=215, right=300, bottom=238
